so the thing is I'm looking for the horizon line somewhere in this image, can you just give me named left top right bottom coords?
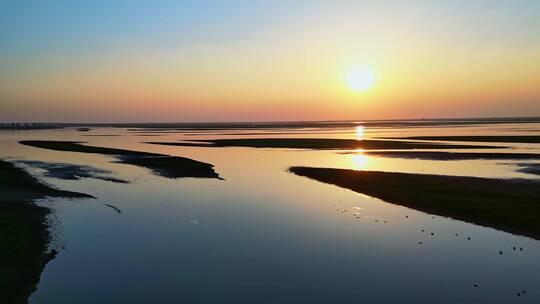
left=2, top=115, right=540, bottom=126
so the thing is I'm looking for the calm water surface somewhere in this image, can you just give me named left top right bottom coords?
left=1, top=122, right=539, bottom=303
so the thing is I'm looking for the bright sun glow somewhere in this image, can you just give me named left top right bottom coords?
left=352, top=153, right=367, bottom=170
left=355, top=125, right=364, bottom=140
left=345, top=66, right=375, bottom=92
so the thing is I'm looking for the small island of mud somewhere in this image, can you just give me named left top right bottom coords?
left=360, top=151, right=540, bottom=161
left=0, top=159, right=94, bottom=303
left=289, top=166, right=540, bottom=240
left=147, top=138, right=500, bottom=150
left=382, top=135, right=540, bottom=144
left=19, top=140, right=220, bottom=179
left=513, top=163, right=540, bottom=176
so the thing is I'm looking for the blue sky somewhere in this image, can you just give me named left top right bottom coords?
left=1, top=1, right=539, bottom=122
left=2, top=0, right=538, bottom=56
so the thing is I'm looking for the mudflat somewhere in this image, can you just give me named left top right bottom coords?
left=19, top=141, right=220, bottom=179
left=382, top=135, right=540, bottom=143
left=289, top=166, right=540, bottom=240
left=0, top=159, right=93, bottom=303
left=147, top=138, right=499, bottom=150
left=361, top=151, right=540, bottom=160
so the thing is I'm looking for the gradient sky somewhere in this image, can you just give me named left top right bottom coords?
left=1, top=0, right=539, bottom=122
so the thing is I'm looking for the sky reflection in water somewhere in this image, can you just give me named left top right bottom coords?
left=0, top=123, right=539, bottom=303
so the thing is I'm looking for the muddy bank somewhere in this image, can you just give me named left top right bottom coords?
left=513, top=163, right=540, bottom=176
left=0, top=160, right=95, bottom=203
left=289, top=166, right=540, bottom=240
left=361, top=151, right=540, bottom=160
left=0, top=159, right=93, bottom=303
left=382, top=135, right=540, bottom=144
left=118, top=155, right=220, bottom=179
left=147, top=138, right=499, bottom=150
left=17, top=160, right=128, bottom=183
left=19, top=140, right=159, bottom=156
left=19, top=141, right=220, bottom=179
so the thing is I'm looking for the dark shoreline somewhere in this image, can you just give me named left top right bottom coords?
left=514, top=163, right=540, bottom=176
left=147, top=138, right=500, bottom=150
left=382, top=135, right=540, bottom=144
left=289, top=167, right=540, bottom=240
left=3, top=117, right=540, bottom=131
left=360, top=151, right=540, bottom=161
left=0, top=159, right=94, bottom=303
left=16, top=160, right=129, bottom=184
left=19, top=141, right=220, bottom=179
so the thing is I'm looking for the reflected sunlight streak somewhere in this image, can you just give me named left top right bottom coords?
left=352, top=151, right=368, bottom=170
left=355, top=126, right=365, bottom=140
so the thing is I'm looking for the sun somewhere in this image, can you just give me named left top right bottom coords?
left=345, top=65, right=375, bottom=92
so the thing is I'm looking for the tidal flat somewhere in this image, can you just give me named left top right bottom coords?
left=19, top=140, right=220, bottom=179
left=514, top=163, right=540, bottom=176
left=360, top=151, right=540, bottom=160
left=16, top=160, right=128, bottom=183
left=147, top=138, right=499, bottom=150
left=2, top=122, right=540, bottom=303
left=290, top=166, right=540, bottom=240
left=0, top=159, right=93, bottom=303
left=383, top=135, right=540, bottom=143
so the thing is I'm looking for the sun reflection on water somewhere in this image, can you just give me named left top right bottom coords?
left=355, top=126, right=364, bottom=140
left=352, top=150, right=368, bottom=170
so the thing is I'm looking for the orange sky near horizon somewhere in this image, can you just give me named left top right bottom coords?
left=1, top=1, right=539, bottom=122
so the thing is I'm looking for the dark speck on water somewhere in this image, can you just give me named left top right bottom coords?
left=104, top=204, right=122, bottom=214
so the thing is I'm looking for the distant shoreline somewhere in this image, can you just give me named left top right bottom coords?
left=2, top=116, right=540, bottom=130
